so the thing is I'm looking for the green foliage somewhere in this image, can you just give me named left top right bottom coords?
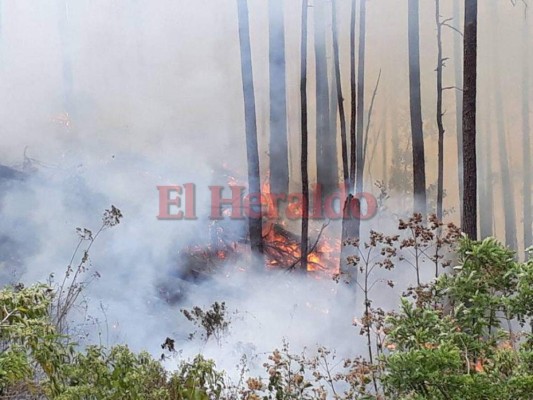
left=58, top=349, right=225, bottom=400
left=52, top=346, right=224, bottom=400
left=382, top=237, right=533, bottom=400
left=169, top=355, right=225, bottom=400
left=0, top=284, right=70, bottom=396
left=0, top=284, right=228, bottom=400
left=53, top=345, right=170, bottom=400
left=181, top=302, right=230, bottom=344
left=2, top=225, right=532, bottom=399
left=506, top=247, right=533, bottom=327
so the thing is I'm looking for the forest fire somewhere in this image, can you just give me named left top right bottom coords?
left=173, top=175, right=340, bottom=277
left=178, top=220, right=339, bottom=277
left=194, top=170, right=343, bottom=275
left=262, top=221, right=339, bottom=274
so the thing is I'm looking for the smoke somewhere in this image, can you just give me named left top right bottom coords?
left=0, top=0, right=530, bottom=379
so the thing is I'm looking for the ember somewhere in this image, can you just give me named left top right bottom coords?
left=262, top=221, right=339, bottom=275
left=173, top=220, right=339, bottom=280
left=170, top=168, right=341, bottom=278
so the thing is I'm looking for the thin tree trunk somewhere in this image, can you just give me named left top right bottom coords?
left=341, top=0, right=358, bottom=276
left=329, top=68, right=338, bottom=170
left=329, top=59, right=339, bottom=194
left=269, top=0, right=289, bottom=196
left=353, top=0, right=366, bottom=239
left=332, top=0, right=349, bottom=193
left=362, top=71, right=382, bottom=169
left=436, top=0, right=445, bottom=222
left=453, top=0, right=464, bottom=226
left=390, top=87, right=400, bottom=185
left=300, top=0, right=309, bottom=272
left=462, top=0, right=478, bottom=239
left=523, top=11, right=532, bottom=254
left=494, top=100, right=518, bottom=250
left=0, top=1, right=2, bottom=57
left=355, top=0, right=366, bottom=196
left=479, top=109, right=494, bottom=239
left=491, top=1, right=517, bottom=250
left=408, top=0, right=427, bottom=216
left=237, top=0, right=264, bottom=255
left=382, top=102, right=389, bottom=183
left=57, top=0, right=74, bottom=118
left=349, top=0, right=357, bottom=191
left=314, top=0, right=337, bottom=198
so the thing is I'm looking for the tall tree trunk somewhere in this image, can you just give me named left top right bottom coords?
left=332, top=0, right=349, bottom=193
left=523, top=11, right=532, bottom=254
left=382, top=102, right=389, bottom=184
left=462, top=0, right=478, bottom=239
left=453, top=0, right=464, bottom=226
left=408, top=0, right=427, bottom=215
left=314, top=0, right=337, bottom=198
left=493, top=101, right=518, bottom=250
left=349, top=0, right=357, bottom=191
left=300, top=0, right=309, bottom=272
left=236, top=0, right=263, bottom=255
left=0, top=1, right=2, bottom=54
left=341, top=0, right=358, bottom=276
left=436, top=0, right=445, bottom=222
left=491, top=2, right=517, bottom=250
left=479, top=109, right=494, bottom=239
left=355, top=0, right=366, bottom=196
left=390, top=86, right=400, bottom=186
left=329, top=68, right=338, bottom=152
left=57, top=0, right=75, bottom=118
left=269, top=0, right=289, bottom=197
left=353, top=0, right=366, bottom=239
left=329, top=61, right=339, bottom=187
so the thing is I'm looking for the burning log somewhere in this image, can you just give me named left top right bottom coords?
left=263, top=222, right=339, bottom=275
left=158, top=217, right=340, bottom=305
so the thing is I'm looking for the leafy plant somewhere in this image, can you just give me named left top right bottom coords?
left=181, top=302, right=231, bottom=345
left=0, top=284, right=71, bottom=397
left=382, top=237, right=533, bottom=399
left=52, top=205, right=123, bottom=334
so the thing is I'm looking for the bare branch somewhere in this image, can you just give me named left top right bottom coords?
left=442, top=22, right=463, bottom=37
left=443, top=86, right=463, bottom=92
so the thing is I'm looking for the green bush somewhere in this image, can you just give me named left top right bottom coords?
left=1, top=235, right=532, bottom=399
left=382, top=238, right=533, bottom=400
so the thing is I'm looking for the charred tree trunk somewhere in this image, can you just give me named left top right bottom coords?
left=341, top=0, right=358, bottom=276
left=314, top=0, right=337, bottom=198
left=523, top=11, right=532, bottom=254
left=408, top=0, right=427, bottom=215
left=349, top=0, right=357, bottom=191
left=300, top=0, right=309, bottom=271
left=453, top=0, right=464, bottom=226
left=332, top=0, right=349, bottom=193
left=237, top=0, right=264, bottom=255
left=436, top=0, right=445, bottom=222
left=462, top=0, right=478, bottom=240
left=269, top=0, right=289, bottom=196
